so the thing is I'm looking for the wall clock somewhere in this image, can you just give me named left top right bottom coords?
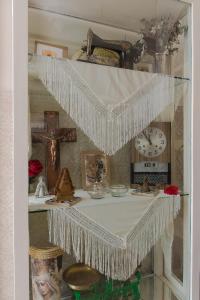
left=134, top=127, right=167, bottom=158
left=131, top=122, right=171, bottom=186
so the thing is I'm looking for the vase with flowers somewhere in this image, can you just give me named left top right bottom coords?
left=140, top=17, right=187, bottom=74
left=28, top=159, right=43, bottom=193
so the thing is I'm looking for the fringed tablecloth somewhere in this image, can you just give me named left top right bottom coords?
left=29, top=56, right=187, bottom=155
left=48, top=191, right=180, bottom=280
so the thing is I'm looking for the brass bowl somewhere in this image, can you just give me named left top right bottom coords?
left=63, top=263, right=102, bottom=291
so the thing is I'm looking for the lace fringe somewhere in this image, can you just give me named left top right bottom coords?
left=30, top=56, right=181, bottom=155
left=48, top=195, right=180, bottom=280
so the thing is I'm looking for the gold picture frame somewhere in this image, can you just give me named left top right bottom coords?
left=35, top=41, right=68, bottom=58
left=81, top=151, right=110, bottom=190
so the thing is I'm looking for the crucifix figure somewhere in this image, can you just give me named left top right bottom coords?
left=41, top=129, right=65, bottom=170
left=32, top=111, right=77, bottom=192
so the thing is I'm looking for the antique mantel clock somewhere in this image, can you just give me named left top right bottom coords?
left=131, top=122, right=171, bottom=187
left=134, top=126, right=167, bottom=158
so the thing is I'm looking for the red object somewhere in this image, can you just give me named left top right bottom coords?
left=29, top=160, right=43, bottom=177
left=164, top=185, right=179, bottom=195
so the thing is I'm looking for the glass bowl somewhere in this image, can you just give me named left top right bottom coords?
left=87, top=182, right=106, bottom=199
left=110, top=185, right=128, bottom=197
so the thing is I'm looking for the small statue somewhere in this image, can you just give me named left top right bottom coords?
left=34, top=176, right=49, bottom=198
left=141, top=176, right=151, bottom=193
left=55, top=168, right=75, bottom=201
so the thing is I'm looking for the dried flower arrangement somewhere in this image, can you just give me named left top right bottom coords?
left=141, top=17, right=187, bottom=55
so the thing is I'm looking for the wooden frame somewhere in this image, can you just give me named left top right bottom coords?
left=154, top=7, right=192, bottom=300
left=35, top=41, right=68, bottom=58
left=5, top=0, right=200, bottom=298
left=81, top=151, right=110, bottom=190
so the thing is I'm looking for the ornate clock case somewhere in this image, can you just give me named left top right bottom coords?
left=134, top=126, right=167, bottom=158
left=131, top=122, right=171, bottom=187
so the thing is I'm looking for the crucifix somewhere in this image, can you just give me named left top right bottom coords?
left=32, top=111, right=77, bottom=192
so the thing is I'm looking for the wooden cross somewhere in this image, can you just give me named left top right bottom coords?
left=32, top=111, right=77, bottom=192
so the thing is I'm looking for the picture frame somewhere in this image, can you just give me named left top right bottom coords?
left=81, top=151, right=110, bottom=190
left=134, top=62, right=154, bottom=73
left=35, top=41, right=68, bottom=58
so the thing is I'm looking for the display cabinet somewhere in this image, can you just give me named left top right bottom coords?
left=27, top=1, right=193, bottom=299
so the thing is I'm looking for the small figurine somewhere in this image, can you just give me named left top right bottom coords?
left=41, top=130, right=65, bottom=170
left=34, top=176, right=49, bottom=198
left=141, top=176, right=151, bottom=193
left=55, top=168, right=75, bottom=201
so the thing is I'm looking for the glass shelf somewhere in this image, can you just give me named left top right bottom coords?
left=180, top=192, right=190, bottom=197
left=29, top=54, right=191, bottom=83
left=28, top=192, right=190, bottom=213
left=29, top=209, right=48, bottom=214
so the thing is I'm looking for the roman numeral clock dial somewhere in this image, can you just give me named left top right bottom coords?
left=135, top=127, right=167, bottom=158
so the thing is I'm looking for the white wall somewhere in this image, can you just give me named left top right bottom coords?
left=0, top=2, right=14, bottom=299
left=13, top=0, right=29, bottom=299
left=190, top=0, right=200, bottom=298
left=0, top=1, right=29, bottom=299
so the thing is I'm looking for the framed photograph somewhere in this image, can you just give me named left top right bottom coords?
left=35, top=41, right=68, bottom=58
left=134, top=62, right=154, bottom=73
left=81, top=151, right=110, bottom=190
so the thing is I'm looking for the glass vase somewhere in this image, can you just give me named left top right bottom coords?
left=155, top=53, right=172, bottom=75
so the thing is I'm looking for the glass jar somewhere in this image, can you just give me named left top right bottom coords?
left=87, top=182, right=106, bottom=199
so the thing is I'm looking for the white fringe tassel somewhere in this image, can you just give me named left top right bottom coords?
left=48, top=195, right=180, bottom=280
left=30, top=56, right=180, bottom=155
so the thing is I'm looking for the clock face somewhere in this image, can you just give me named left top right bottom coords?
left=135, top=127, right=167, bottom=158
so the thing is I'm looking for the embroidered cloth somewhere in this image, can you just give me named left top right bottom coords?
left=29, top=56, right=187, bottom=155
left=48, top=191, right=180, bottom=280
